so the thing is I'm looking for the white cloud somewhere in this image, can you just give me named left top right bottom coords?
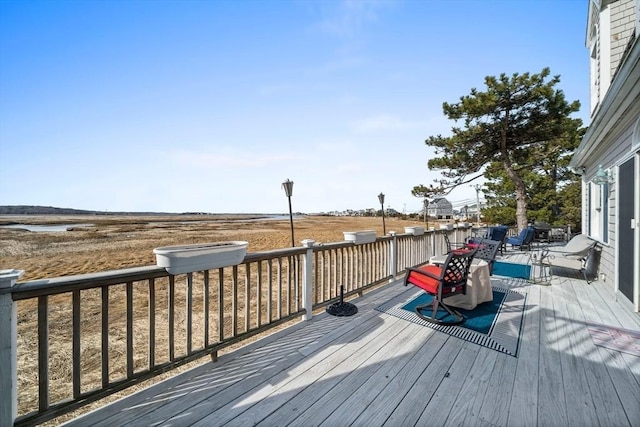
left=316, top=0, right=394, bottom=38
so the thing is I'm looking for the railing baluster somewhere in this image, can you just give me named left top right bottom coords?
left=37, top=295, right=49, bottom=412
left=256, top=261, right=262, bottom=328
left=339, top=247, right=345, bottom=296
left=277, top=258, right=282, bottom=319
left=232, top=265, right=238, bottom=337
left=267, top=260, right=273, bottom=323
left=294, top=256, right=299, bottom=312
left=126, top=282, right=133, bottom=377
left=218, top=269, right=224, bottom=342
left=186, top=273, right=193, bottom=355
left=101, top=286, right=109, bottom=389
left=287, top=257, right=292, bottom=315
left=335, top=248, right=339, bottom=296
left=168, top=275, right=175, bottom=361
left=72, top=290, right=81, bottom=398
left=244, top=264, right=250, bottom=333
left=349, top=246, right=355, bottom=292
left=148, top=278, right=155, bottom=370
left=319, top=251, right=324, bottom=303
left=328, top=250, right=333, bottom=300
left=203, top=271, right=209, bottom=348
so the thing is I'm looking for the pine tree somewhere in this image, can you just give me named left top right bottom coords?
left=418, top=68, right=583, bottom=230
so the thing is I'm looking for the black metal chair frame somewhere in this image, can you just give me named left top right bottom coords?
left=443, top=232, right=467, bottom=253
left=471, top=238, right=502, bottom=274
left=404, top=249, right=477, bottom=325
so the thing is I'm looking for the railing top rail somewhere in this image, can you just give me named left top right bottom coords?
left=243, top=246, right=306, bottom=261
left=8, top=266, right=168, bottom=300
left=8, top=246, right=310, bottom=300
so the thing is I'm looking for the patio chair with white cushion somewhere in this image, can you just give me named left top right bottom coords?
left=540, top=234, right=598, bottom=283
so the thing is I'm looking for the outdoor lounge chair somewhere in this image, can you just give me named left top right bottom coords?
left=404, top=248, right=477, bottom=325
left=540, top=234, right=598, bottom=283
left=506, top=226, right=536, bottom=250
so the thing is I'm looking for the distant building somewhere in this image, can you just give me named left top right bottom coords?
left=427, top=198, right=453, bottom=219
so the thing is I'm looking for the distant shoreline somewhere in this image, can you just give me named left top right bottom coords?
left=0, top=214, right=306, bottom=232
left=0, top=204, right=294, bottom=217
left=0, top=212, right=308, bottom=227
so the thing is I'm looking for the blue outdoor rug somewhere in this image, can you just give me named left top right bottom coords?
left=493, top=261, right=531, bottom=280
left=376, top=282, right=527, bottom=357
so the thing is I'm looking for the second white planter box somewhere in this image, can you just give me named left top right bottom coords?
left=343, top=230, right=377, bottom=245
left=154, top=241, right=248, bottom=274
left=404, top=226, right=425, bottom=235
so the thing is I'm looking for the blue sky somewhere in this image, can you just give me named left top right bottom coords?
left=0, top=0, right=590, bottom=214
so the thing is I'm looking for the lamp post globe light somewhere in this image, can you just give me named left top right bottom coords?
left=378, top=192, right=386, bottom=235
left=593, top=164, right=614, bottom=186
left=282, top=179, right=295, bottom=247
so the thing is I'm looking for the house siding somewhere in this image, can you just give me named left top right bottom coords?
left=610, top=0, right=636, bottom=77
left=583, top=118, right=635, bottom=287
left=574, top=0, right=639, bottom=311
left=427, top=198, right=453, bottom=219
left=588, top=0, right=638, bottom=114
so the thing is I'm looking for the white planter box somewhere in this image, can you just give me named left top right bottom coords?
left=154, top=241, right=248, bottom=274
left=404, top=226, right=425, bottom=236
left=343, top=230, right=376, bottom=245
left=439, top=224, right=453, bottom=231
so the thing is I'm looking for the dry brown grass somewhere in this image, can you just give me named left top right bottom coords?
left=1, top=214, right=439, bottom=425
left=1, top=214, right=434, bottom=281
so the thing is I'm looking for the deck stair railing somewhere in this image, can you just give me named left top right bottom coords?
left=0, top=226, right=472, bottom=426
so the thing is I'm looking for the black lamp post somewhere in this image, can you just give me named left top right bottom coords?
left=282, top=179, right=295, bottom=247
left=473, top=184, right=482, bottom=226
left=424, top=198, right=429, bottom=229
left=378, top=192, right=386, bottom=235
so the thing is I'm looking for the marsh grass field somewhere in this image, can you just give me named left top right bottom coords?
left=0, top=214, right=432, bottom=281
left=1, top=214, right=439, bottom=425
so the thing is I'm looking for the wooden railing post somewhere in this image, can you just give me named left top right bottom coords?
left=389, top=231, right=398, bottom=282
left=0, top=269, right=23, bottom=427
left=301, top=239, right=315, bottom=321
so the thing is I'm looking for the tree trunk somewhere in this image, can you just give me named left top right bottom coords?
left=500, top=109, right=528, bottom=231
left=503, top=164, right=529, bottom=230
left=514, top=182, right=529, bottom=231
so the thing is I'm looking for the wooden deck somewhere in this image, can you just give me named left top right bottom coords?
left=64, top=252, right=640, bottom=427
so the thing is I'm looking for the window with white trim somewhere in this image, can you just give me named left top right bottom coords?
left=588, top=181, right=608, bottom=243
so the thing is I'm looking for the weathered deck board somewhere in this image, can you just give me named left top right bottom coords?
left=569, top=274, right=640, bottom=425
left=507, top=282, right=540, bottom=427
left=63, top=253, right=640, bottom=427
left=537, top=285, right=570, bottom=427
left=221, top=319, right=427, bottom=427
left=554, top=297, right=606, bottom=426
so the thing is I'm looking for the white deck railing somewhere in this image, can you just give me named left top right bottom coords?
left=0, top=227, right=473, bottom=426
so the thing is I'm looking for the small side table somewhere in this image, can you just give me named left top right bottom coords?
left=528, top=248, right=551, bottom=285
